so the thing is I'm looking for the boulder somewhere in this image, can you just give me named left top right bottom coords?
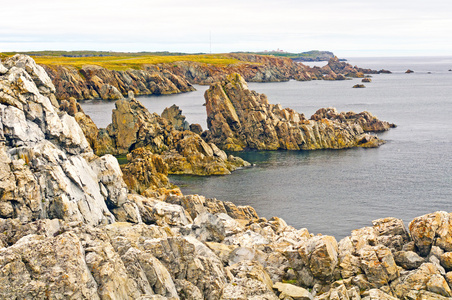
left=409, top=211, right=452, bottom=256
left=273, top=282, right=313, bottom=300
left=352, top=84, right=366, bottom=88
left=298, top=235, right=338, bottom=280
left=394, top=250, right=425, bottom=270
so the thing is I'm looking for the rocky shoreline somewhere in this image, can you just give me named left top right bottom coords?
left=40, top=54, right=390, bottom=101
left=1, top=55, right=450, bottom=300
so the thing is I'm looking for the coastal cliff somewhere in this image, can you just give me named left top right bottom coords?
left=3, top=56, right=451, bottom=300
left=204, top=73, right=393, bottom=151
left=42, top=64, right=195, bottom=100
left=36, top=53, right=386, bottom=101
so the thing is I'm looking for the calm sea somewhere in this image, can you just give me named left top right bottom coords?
left=81, top=57, right=452, bottom=239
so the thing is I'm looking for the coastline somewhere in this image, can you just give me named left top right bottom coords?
left=1, top=54, right=452, bottom=299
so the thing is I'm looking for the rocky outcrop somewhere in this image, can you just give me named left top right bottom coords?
left=311, top=107, right=396, bottom=132
left=102, top=96, right=250, bottom=176
left=0, top=54, right=127, bottom=225
left=4, top=55, right=451, bottom=300
left=120, top=147, right=181, bottom=198
left=161, top=104, right=189, bottom=131
left=42, top=64, right=195, bottom=100
left=204, top=73, right=390, bottom=151
left=39, top=53, right=386, bottom=101
left=319, top=57, right=391, bottom=80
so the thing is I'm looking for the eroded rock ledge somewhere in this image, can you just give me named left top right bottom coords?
left=204, top=73, right=393, bottom=151
left=3, top=55, right=450, bottom=300
left=39, top=54, right=387, bottom=101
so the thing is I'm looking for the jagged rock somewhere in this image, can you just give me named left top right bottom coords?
left=220, top=277, right=278, bottom=300
left=298, top=235, right=338, bottom=281
left=104, top=96, right=249, bottom=175
left=0, top=55, right=130, bottom=225
left=358, top=244, right=400, bottom=287
left=362, top=77, right=372, bottom=82
left=42, top=64, right=195, bottom=101
left=128, top=194, right=192, bottom=227
left=409, top=211, right=452, bottom=256
left=406, top=69, right=414, bottom=73
left=312, top=107, right=396, bottom=133
left=161, top=104, right=189, bottom=131
left=189, top=123, right=203, bottom=135
left=120, top=147, right=178, bottom=196
left=190, top=212, right=226, bottom=242
left=390, top=263, right=444, bottom=299
left=204, top=73, right=390, bottom=151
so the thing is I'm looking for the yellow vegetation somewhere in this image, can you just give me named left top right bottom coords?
left=28, top=54, right=240, bottom=71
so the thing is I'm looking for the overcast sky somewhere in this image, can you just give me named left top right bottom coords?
left=1, top=0, right=451, bottom=57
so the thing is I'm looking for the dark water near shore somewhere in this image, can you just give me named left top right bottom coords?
left=81, top=57, right=452, bottom=239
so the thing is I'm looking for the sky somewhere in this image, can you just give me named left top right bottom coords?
left=1, top=0, right=451, bottom=57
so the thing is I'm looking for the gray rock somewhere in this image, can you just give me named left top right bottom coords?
left=394, top=250, right=425, bottom=270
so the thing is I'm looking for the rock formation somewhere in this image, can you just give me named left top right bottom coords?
left=103, top=95, right=250, bottom=176
left=161, top=104, right=190, bottom=131
left=37, top=53, right=387, bottom=101
left=42, top=64, right=195, bottom=100
left=204, top=73, right=391, bottom=151
left=1, top=54, right=452, bottom=300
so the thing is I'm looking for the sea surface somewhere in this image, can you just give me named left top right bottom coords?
left=80, top=56, right=452, bottom=239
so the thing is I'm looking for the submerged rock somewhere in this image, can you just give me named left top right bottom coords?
left=353, top=84, right=366, bottom=88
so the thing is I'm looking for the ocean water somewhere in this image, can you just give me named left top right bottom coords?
left=81, top=57, right=452, bottom=239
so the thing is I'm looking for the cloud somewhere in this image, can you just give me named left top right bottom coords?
left=1, top=0, right=451, bottom=55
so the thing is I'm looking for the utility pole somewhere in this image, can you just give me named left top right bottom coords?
left=210, top=31, right=212, bottom=54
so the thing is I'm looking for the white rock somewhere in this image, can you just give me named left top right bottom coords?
left=0, top=62, right=7, bottom=75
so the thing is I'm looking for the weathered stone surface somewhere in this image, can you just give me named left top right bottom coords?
left=5, top=55, right=452, bottom=300
left=390, top=263, right=443, bottom=299
left=43, top=63, right=195, bottom=101
left=394, top=250, right=425, bottom=270
left=161, top=104, right=189, bottom=131
left=361, top=288, right=398, bottom=300
left=298, top=235, right=338, bottom=280
left=120, top=147, right=178, bottom=196
left=409, top=211, right=452, bottom=256
left=440, top=252, right=452, bottom=271
left=0, top=232, right=100, bottom=299
left=103, top=96, right=249, bottom=175
left=358, top=244, right=399, bottom=287
left=204, top=73, right=390, bottom=151
left=273, top=282, right=313, bottom=300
